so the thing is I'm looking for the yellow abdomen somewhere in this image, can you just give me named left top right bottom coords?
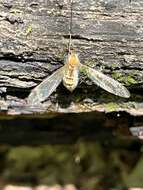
left=63, top=51, right=80, bottom=91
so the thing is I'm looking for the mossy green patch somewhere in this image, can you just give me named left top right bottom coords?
left=25, top=25, right=33, bottom=36
left=126, top=76, right=137, bottom=84
left=112, top=72, right=137, bottom=85
left=111, top=72, right=123, bottom=79
left=104, top=102, right=120, bottom=112
left=104, top=102, right=138, bottom=112
left=111, top=63, right=119, bottom=69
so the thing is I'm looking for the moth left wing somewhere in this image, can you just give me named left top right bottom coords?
left=27, top=66, right=64, bottom=105
left=80, top=64, right=130, bottom=98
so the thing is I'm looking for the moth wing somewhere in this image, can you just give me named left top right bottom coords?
left=27, top=66, right=64, bottom=104
left=80, top=64, right=130, bottom=98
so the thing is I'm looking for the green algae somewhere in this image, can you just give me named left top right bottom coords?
left=104, top=102, right=138, bottom=113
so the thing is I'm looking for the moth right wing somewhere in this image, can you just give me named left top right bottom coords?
left=27, top=66, right=64, bottom=105
left=80, top=64, right=130, bottom=98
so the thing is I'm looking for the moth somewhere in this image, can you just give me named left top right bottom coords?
left=27, top=49, right=130, bottom=105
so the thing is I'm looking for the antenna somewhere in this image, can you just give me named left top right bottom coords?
left=68, top=0, right=73, bottom=52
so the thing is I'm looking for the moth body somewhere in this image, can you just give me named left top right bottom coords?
left=63, top=50, right=80, bottom=91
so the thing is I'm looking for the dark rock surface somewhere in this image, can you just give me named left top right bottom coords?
left=0, top=0, right=142, bottom=115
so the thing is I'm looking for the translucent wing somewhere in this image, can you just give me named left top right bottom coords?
left=80, top=64, right=130, bottom=98
left=27, top=66, right=64, bottom=104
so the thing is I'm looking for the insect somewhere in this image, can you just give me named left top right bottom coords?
left=27, top=0, right=130, bottom=105
left=27, top=49, right=130, bottom=105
